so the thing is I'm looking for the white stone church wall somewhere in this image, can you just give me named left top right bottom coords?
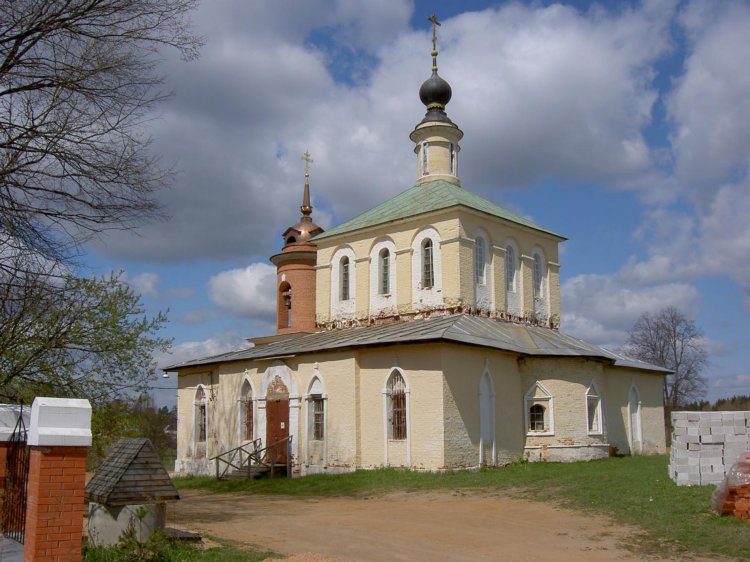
left=669, top=411, right=750, bottom=486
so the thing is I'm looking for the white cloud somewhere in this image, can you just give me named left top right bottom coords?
left=561, top=273, right=701, bottom=347
left=207, top=262, right=276, bottom=321
left=95, top=0, right=676, bottom=263
left=124, top=272, right=160, bottom=297
left=157, top=332, right=245, bottom=371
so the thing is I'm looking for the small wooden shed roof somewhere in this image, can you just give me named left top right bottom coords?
left=85, top=438, right=180, bottom=506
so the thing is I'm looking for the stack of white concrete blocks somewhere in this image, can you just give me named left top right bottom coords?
left=669, top=411, right=750, bottom=486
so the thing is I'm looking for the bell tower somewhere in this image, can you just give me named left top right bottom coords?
left=409, top=14, right=463, bottom=186
left=270, top=151, right=323, bottom=334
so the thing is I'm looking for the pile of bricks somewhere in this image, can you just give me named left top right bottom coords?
left=719, top=483, right=750, bottom=520
left=669, top=411, right=750, bottom=486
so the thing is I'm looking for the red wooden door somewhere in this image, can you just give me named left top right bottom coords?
left=266, top=398, right=289, bottom=464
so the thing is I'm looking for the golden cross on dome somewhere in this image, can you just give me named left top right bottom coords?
left=301, top=150, right=313, bottom=175
left=428, top=14, right=441, bottom=52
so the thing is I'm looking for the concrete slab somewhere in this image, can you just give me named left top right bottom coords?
left=0, top=536, right=23, bottom=562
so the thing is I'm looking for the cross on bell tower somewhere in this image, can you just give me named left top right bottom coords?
left=269, top=150, right=324, bottom=335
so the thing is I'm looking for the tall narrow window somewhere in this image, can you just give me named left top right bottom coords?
left=505, top=246, right=515, bottom=292
left=340, top=257, right=350, bottom=301
left=284, top=288, right=292, bottom=327
left=422, top=239, right=434, bottom=288
left=241, top=383, right=253, bottom=441
left=533, top=254, right=543, bottom=298
left=196, top=387, right=207, bottom=443
left=474, top=237, right=486, bottom=284
left=379, top=249, right=390, bottom=295
left=312, top=396, right=324, bottom=440
left=450, top=142, right=456, bottom=175
left=389, top=373, right=407, bottom=440
left=421, top=142, right=429, bottom=176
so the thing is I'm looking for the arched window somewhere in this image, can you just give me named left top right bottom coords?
left=340, top=256, right=350, bottom=301
left=450, top=142, right=456, bottom=175
left=379, top=249, right=390, bottom=295
left=195, top=387, right=207, bottom=443
left=239, top=381, right=253, bottom=441
left=422, top=239, right=434, bottom=288
left=307, top=377, right=325, bottom=442
left=388, top=372, right=407, bottom=440
left=524, top=381, right=554, bottom=435
left=529, top=404, right=546, bottom=431
left=474, top=237, right=486, bottom=285
left=533, top=254, right=543, bottom=298
left=422, top=142, right=429, bottom=176
left=505, top=246, right=515, bottom=292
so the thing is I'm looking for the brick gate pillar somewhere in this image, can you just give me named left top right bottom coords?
left=24, top=398, right=92, bottom=562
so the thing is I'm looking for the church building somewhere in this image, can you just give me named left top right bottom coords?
left=167, top=21, right=667, bottom=476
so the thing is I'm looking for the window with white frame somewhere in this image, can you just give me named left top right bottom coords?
left=505, top=245, right=516, bottom=292
left=387, top=372, right=407, bottom=440
left=422, top=239, right=434, bottom=288
left=379, top=249, right=390, bottom=295
left=340, top=256, right=350, bottom=301
left=311, top=397, right=324, bottom=440
left=195, top=387, right=207, bottom=443
left=524, top=381, right=554, bottom=435
left=474, top=237, right=486, bottom=285
left=422, top=142, right=429, bottom=175
left=450, top=142, right=456, bottom=175
left=586, top=382, right=603, bottom=435
left=239, top=381, right=253, bottom=441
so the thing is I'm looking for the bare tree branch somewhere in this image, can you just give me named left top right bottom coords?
left=624, top=306, right=708, bottom=409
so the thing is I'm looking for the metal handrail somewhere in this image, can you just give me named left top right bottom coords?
left=210, top=435, right=293, bottom=479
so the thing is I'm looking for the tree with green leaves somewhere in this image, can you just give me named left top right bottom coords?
left=624, top=306, right=708, bottom=409
left=0, top=269, right=170, bottom=402
left=0, top=1, right=201, bottom=404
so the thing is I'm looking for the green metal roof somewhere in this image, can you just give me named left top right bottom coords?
left=313, top=180, right=566, bottom=241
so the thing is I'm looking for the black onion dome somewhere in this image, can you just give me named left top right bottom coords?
left=419, top=70, right=452, bottom=108
left=418, top=70, right=453, bottom=124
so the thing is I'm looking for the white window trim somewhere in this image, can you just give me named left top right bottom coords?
left=369, top=239, right=397, bottom=317
left=479, top=368, right=496, bottom=466
left=585, top=380, right=604, bottom=436
left=237, top=378, right=255, bottom=443
left=411, top=228, right=442, bottom=309
left=381, top=368, right=411, bottom=467
left=194, top=384, right=208, bottom=445
left=330, top=247, right=356, bottom=319
left=628, top=383, right=643, bottom=454
left=305, top=375, right=327, bottom=467
left=524, top=381, right=554, bottom=436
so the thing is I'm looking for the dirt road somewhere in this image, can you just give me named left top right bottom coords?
left=169, top=489, right=647, bottom=561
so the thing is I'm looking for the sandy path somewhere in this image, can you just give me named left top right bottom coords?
left=168, top=489, right=650, bottom=561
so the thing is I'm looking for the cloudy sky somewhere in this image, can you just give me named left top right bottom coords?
left=87, top=0, right=750, bottom=405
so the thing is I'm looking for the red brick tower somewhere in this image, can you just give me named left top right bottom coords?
left=270, top=151, right=323, bottom=334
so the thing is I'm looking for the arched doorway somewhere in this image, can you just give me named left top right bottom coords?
left=479, top=370, right=495, bottom=466
left=628, top=385, right=642, bottom=454
left=266, top=375, right=290, bottom=464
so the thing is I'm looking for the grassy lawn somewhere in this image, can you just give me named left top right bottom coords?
left=174, top=455, right=749, bottom=559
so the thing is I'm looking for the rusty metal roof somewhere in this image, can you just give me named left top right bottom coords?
left=163, top=314, right=668, bottom=374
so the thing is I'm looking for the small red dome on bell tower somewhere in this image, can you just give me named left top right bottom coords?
left=270, top=151, right=323, bottom=334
